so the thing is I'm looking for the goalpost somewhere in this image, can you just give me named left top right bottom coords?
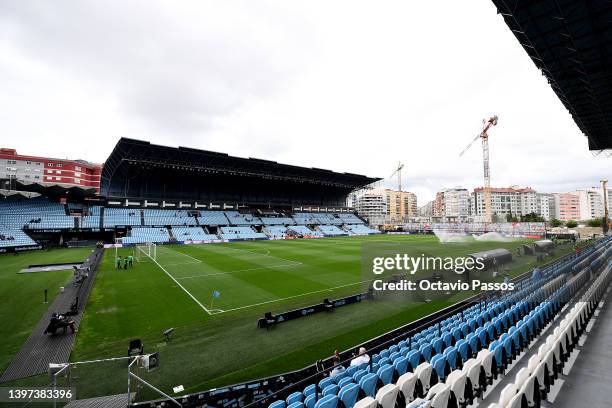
left=135, top=243, right=157, bottom=262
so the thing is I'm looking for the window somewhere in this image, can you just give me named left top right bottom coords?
left=48, top=163, right=54, bottom=167
left=75, top=172, right=81, bottom=177
left=7, top=160, right=17, bottom=165
left=57, top=163, right=63, bottom=167
left=26, top=161, right=31, bottom=165
left=56, top=170, right=61, bottom=174
left=54, top=177, right=60, bottom=180
left=24, top=175, right=30, bottom=179
left=75, top=166, right=81, bottom=171
left=35, top=162, right=41, bottom=166
left=34, top=175, right=40, bottom=179
left=74, top=178, right=81, bottom=184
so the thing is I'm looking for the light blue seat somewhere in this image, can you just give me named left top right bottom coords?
left=322, top=384, right=339, bottom=397
left=393, top=356, right=409, bottom=377
left=377, top=364, right=394, bottom=385
left=456, top=339, right=469, bottom=362
left=269, top=400, right=286, bottom=408
left=431, top=354, right=447, bottom=381
left=419, top=343, right=433, bottom=362
left=442, top=332, right=453, bottom=348
left=389, top=351, right=401, bottom=362
left=352, top=369, right=367, bottom=383
left=346, top=365, right=359, bottom=377
left=432, top=338, right=444, bottom=354
left=451, top=328, right=462, bottom=343
left=304, top=384, right=317, bottom=397
left=359, top=373, right=378, bottom=397
left=319, top=377, right=334, bottom=390
left=443, top=346, right=459, bottom=370
left=331, top=371, right=348, bottom=383
left=304, top=394, right=317, bottom=408
left=288, top=402, right=305, bottom=408
left=338, top=383, right=360, bottom=408
left=337, top=377, right=353, bottom=389
left=407, top=350, right=421, bottom=371
left=287, top=392, right=303, bottom=405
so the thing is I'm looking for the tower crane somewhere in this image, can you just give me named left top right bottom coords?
left=459, top=115, right=499, bottom=223
left=389, top=162, right=405, bottom=223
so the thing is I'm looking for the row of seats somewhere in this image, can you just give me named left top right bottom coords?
left=346, top=224, right=380, bottom=235
left=219, top=226, right=268, bottom=240
left=489, top=244, right=612, bottom=408
left=289, top=225, right=324, bottom=237
left=143, top=209, right=198, bottom=227
left=267, top=226, right=290, bottom=238
left=263, top=239, right=609, bottom=408
left=318, top=225, right=349, bottom=237
left=260, top=217, right=297, bottom=226
left=0, top=228, right=38, bottom=248
left=123, top=227, right=171, bottom=244
left=172, top=227, right=218, bottom=242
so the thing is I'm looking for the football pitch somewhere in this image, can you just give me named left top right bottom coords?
left=0, top=235, right=574, bottom=401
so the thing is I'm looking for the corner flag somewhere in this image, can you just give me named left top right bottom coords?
left=210, top=290, right=220, bottom=309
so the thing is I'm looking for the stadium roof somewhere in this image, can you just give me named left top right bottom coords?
left=491, top=0, right=612, bottom=151
left=103, top=138, right=379, bottom=188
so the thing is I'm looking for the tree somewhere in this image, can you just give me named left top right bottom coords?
left=550, top=218, right=563, bottom=227
left=520, top=212, right=545, bottom=222
left=587, top=218, right=602, bottom=227
left=566, top=220, right=578, bottom=228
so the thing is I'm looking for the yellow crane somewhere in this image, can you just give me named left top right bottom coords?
left=460, top=115, right=499, bottom=223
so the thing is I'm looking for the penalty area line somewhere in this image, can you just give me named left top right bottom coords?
left=213, top=279, right=373, bottom=314
left=150, top=256, right=213, bottom=315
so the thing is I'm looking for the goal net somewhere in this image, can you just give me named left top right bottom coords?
left=135, top=243, right=157, bottom=262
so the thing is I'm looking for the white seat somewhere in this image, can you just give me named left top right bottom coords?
left=407, top=398, right=431, bottom=408
left=445, top=369, right=467, bottom=405
left=514, top=367, right=529, bottom=390
left=498, top=383, right=517, bottom=407
left=519, top=374, right=538, bottom=407
left=477, top=349, right=493, bottom=379
left=462, top=358, right=482, bottom=393
left=415, top=362, right=434, bottom=395
left=397, top=372, right=417, bottom=403
left=354, top=396, right=377, bottom=408
left=375, top=384, right=399, bottom=408
left=507, top=392, right=523, bottom=408
left=426, top=383, right=450, bottom=408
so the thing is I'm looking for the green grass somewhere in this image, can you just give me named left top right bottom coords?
left=0, top=247, right=94, bottom=374
left=0, top=236, right=574, bottom=402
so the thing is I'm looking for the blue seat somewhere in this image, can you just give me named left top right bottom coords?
left=475, top=327, right=487, bottom=348
left=352, top=369, right=367, bottom=383
left=451, top=328, right=462, bottom=343
left=288, top=403, right=304, bottom=408
left=304, top=385, right=317, bottom=397
left=371, top=354, right=380, bottom=364
left=389, top=351, right=401, bottom=362
left=337, top=377, right=353, bottom=389
left=432, top=337, right=444, bottom=354
left=378, top=357, right=390, bottom=367
left=460, top=322, right=469, bottom=337
left=490, top=343, right=505, bottom=368
left=389, top=345, right=399, bottom=354
left=331, top=371, right=347, bottom=383
left=304, top=393, right=316, bottom=408
left=322, top=384, right=339, bottom=397
left=269, top=401, right=286, bottom=408
left=393, top=355, right=409, bottom=377
left=484, top=323, right=495, bottom=343
left=338, top=383, right=360, bottom=408
left=431, top=354, right=447, bottom=381
left=377, top=364, right=394, bottom=385
left=319, top=377, right=334, bottom=390
left=503, top=336, right=514, bottom=361
left=345, top=365, right=358, bottom=377
left=380, top=350, right=390, bottom=359
left=314, top=394, right=338, bottom=408
left=465, top=333, right=478, bottom=355
left=419, top=343, right=433, bottom=362
left=442, top=332, right=453, bottom=348
left=407, top=349, right=421, bottom=371
left=456, top=339, right=469, bottom=362
left=444, top=346, right=459, bottom=370
left=359, top=373, right=378, bottom=397
left=287, top=392, right=303, bottom=405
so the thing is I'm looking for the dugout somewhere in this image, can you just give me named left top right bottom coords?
left=534, top=239, right=554, bottom=252
left=468, top=248, right=512, bottom=269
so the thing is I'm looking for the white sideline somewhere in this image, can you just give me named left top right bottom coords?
left=148, top=252, right=213, bottom=315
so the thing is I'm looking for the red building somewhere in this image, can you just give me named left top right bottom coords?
left=0, top=148, right=102, bottom=192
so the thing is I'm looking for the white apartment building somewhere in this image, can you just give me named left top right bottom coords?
left=575, top=188, right=605, bottom=220
left=471, top=186, right=539, bottom=220
left=435, top=187, right=470, bottom=221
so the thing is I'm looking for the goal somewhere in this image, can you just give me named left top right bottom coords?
left=135, top=243, right=157, bottom=262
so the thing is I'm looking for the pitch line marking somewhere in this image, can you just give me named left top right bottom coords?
left=176, top=263, right=304, bottom=280
left=193, top=243, right=302, bottom=265
left=149, top=254, right=213, bottom=315
left=210, top=279, right=373, bottom=314
left=158, top=246, right=203, bottom=263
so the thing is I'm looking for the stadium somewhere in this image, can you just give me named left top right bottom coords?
left=0, top=1, right=611, bottom=408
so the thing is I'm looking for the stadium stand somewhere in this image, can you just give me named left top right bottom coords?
left=317, top=225, right=348, bottom=237
left=288, top=225, right=323, bottom=237
left=266, top=226, right=290, bottom=239
left=0, top=228, right=37, bottom=248
left=143, top=209, right=198, bottom=226
left=293, top=213, right=319, bottom=225
left=123, top=227, right=171, bottom=244
left=337, top=213, right=365, bottom=224
left=225, top=211, right=262, bottom=226
left=81, top=205, right=102, bottom=229
left=103, top=208, right=141, bottom=228
left=172, top=227, right=219, bottom=242
left=198, top=210, right=230, bottom=226
left=261, top=217, right=296, bottom=226
left=0, top=197, right=75, bottom=230
left=219, top=226, right=267, bottom=240
left=249, top=238, right=611, bottom=408
left=346, top=224, right=380, bottom=235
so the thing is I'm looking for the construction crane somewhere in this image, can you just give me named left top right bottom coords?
left=602, top=179, right=610, bottom=234
left=460, top=115, right=499, bottom=223
left=389, top=162, right=405, bottom=223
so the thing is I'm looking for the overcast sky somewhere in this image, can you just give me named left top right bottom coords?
left=0, top=1, right=608, bottom=203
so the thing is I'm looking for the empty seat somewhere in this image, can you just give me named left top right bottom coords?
left=426, top=383, right=451, bottom=408
left=338, top=383, right=360, bottom=408
left=314, top=394, right=338, bottom=408
left=375, top=384, right=399, bottom=408
left=396, top=372, right=417, bottom=406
